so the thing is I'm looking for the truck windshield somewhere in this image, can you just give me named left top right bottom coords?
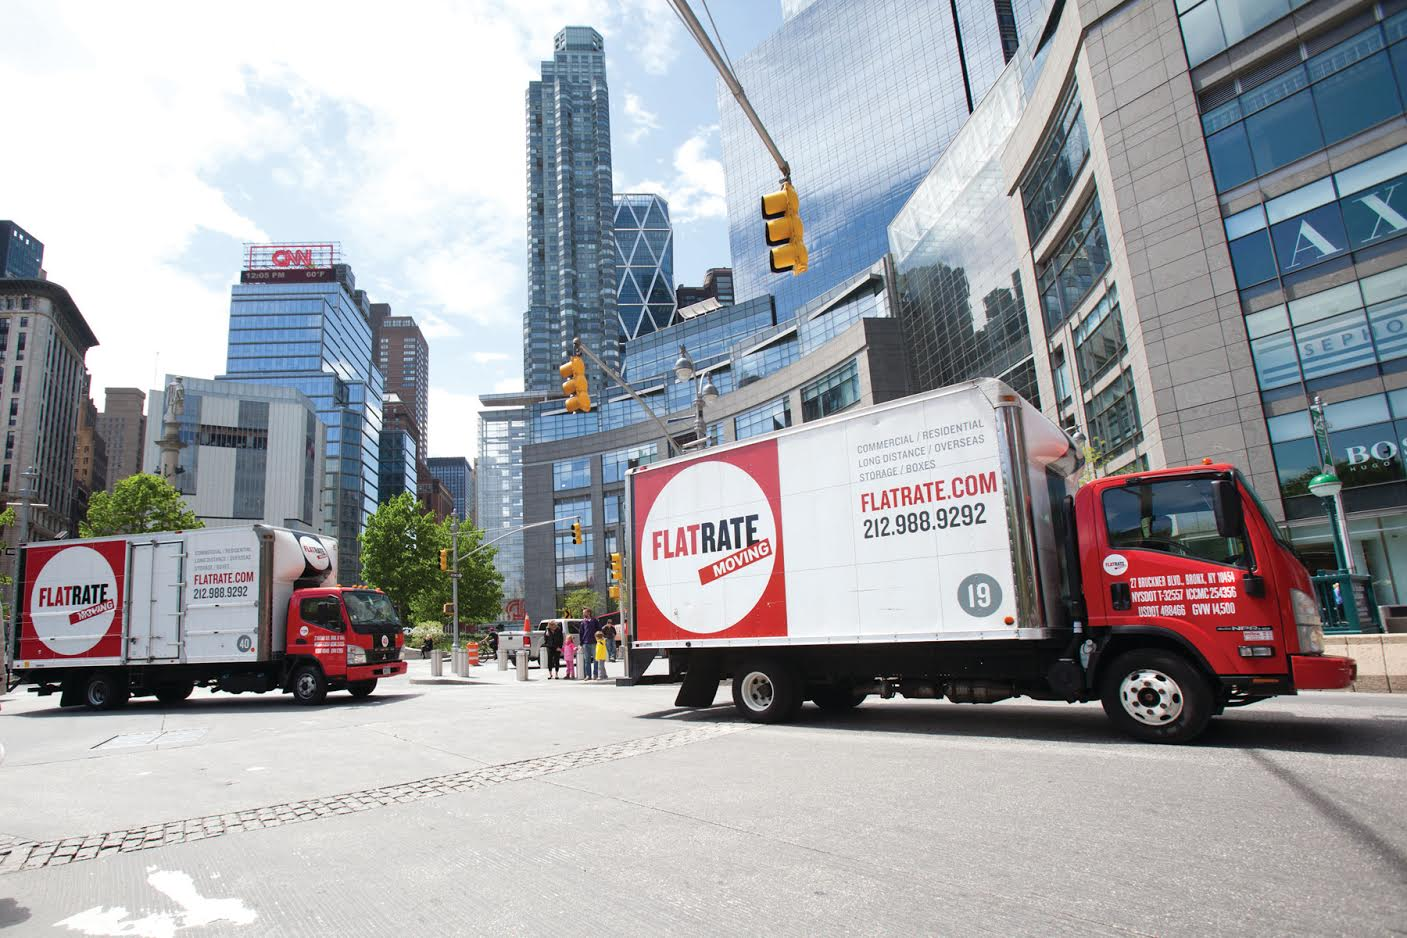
left=342, top=591, right=402, bottom=628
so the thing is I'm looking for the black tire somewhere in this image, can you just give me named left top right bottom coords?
left=1100, top=649, right=1214, bottom=743
left=154, top=682, right=194, bottom=705
left=811, top=685, right=867, bottom=712
left=347, top=680, right=377, bottom=699
left=731, top=658, right=802, bottom=724
left=83, top=672, right=128, bottom=711
left=290, top=665, right=327, bottom=705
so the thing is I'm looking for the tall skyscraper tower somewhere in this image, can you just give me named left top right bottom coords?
left=0, top=222, right=43, bottom=279
left=524, top=26, right=617, bottom=391
left=97, top=388, right=147, bottom=490
left=219, top=245, right=383, bottom=584
left=370, top=303, right=429, bottom=464
left=613, top=194, right=675, bottom=339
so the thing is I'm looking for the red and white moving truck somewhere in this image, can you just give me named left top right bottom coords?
left=625, top=379, right=1356, bottom=742
left=7, top=525, right=406, bottom=710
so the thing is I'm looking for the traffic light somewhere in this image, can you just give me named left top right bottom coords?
left=559, top=355, right=591, bottom=413
left=608, top=552, right=623, bottom=601
left=439, top=548, right=449, bottom=572
left=761, top=181, right=807, bottom=276
left=571, top=521, right=583, bottom=545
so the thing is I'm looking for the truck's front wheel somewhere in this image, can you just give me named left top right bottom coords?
left=1100, top=650, right=1213, bottom=744
left=83, top=672, right=128, bottom=711
left=347, top=680, right=377, bottom=698
left=290, top=665, right=328, bottom=705
left=732, top=658, right=802, bottom=724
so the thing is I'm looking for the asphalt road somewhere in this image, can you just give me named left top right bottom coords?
left=1, top=660, right=1404, bottom=937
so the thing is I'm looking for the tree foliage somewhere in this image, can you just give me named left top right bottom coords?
left=359, top=493, right=503, bottom=625
left=80, top=474, right=203, bottom=538
left=559, top=586, right=603, bottom=619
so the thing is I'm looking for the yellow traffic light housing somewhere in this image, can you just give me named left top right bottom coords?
left=760, top=181, right=807, bottom=276
left=610, top=552, right=623, bottom=583
left=559, top=355, right=591, bottom=413
left=608, top=585, right=620, bottom=601
left=571, top=521, right=583, bottom=545
left=439, top=548, right=449, bottom=572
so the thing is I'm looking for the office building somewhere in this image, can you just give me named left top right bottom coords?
left=380, top=395, right=420, bottom=504
left=0, top=222, right=43, bottom=279
left=719, top=0, right=1043, bottom=320
left=143, top=376, right=325, bottom=530
left=72, top=376, right=108, bottom=533
left=427, top=456, right=473, bottom=523
left=676, top=267, right=735, bottom=310
left=97, top=388, right=146, bottom=490
left=524, top=26, right=618, bottom=391
left=613, top=194, right=676, bottom=339
left=478, top=397, right=536, bottom=613
left=219, top=244, right=382, bottom=583
left=0, top=279, right=97, bottom=551
left=370, top=305, right=429, bottom=464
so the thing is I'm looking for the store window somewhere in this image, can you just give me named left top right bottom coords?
left=1267, top=391, right=1407, bottom=501
left=800, top=360, right=860, bottom=422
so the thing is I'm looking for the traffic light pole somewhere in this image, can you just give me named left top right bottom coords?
left=666, top=0, right=790, bottom=182
left=572, top=338, right=688, bottom=456
left=450, top=516, right=460, bottom=652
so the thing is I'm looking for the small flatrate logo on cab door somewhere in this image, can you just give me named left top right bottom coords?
left=1103, top=554, right=1129, bottom=576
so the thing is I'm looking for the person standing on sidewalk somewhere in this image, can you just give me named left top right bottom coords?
left=544, top=621, right=564, bottom=679
left=602, top=619, right=618, bottom=663
left=594, top=631, right=609, bottom=682
left=579, top=608, right=600, bottom=681
left=563, top=632, right=578, bottom=680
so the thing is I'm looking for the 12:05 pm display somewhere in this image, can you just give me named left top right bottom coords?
left=862, top=503, right=986, bottom=539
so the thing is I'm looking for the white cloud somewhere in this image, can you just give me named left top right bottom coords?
left=472, top=351, right=513, bottom=364
left=493, top=377, right=525, bottom=394
left=622, top=91, right=660, bottom=145
left=427, top=387, right=485, bottom=461
left=628, top=125, right=727, bottom=224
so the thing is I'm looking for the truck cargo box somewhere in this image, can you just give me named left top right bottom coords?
left=627, top=380, right=1078, bottom=649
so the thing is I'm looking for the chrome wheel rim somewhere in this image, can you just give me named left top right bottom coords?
left=740, top=671, right=775, bottom=713
left=1118, top=668, right=1184, bottom=726
left=296, top=672, right=318, bottom=698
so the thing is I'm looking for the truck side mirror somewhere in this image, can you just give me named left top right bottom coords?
left=1212, top=480, right=1244, bottom=539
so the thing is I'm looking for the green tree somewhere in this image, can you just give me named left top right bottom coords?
left=359, top=493, right=448, bottom=620
left=408, top=521, right=504, bottom=626
left=80, top=474, right=203, bottom=537
left=560, top=586, right=603, bottom=619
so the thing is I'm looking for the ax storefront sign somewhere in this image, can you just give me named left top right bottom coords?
left=22, top=542, right=126, bottom=659
left=633, top=442, right=787, bottom=640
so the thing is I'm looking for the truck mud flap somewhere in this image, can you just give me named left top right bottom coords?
left=674, top=654, right=722, bottom=708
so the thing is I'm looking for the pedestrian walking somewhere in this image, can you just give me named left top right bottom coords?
left=579, top=607, right=600, bottom=681
left=594, top=631, right=608, bottom=681
left=563, top=632, right=578, bottom=680
left=603, top=620, right=618, bottom=662
left=544, top=621, right=564, bottom=679
left=421, top=636, right=434, bottom=660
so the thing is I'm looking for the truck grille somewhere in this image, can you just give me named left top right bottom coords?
left=368, top=644, right=400, bottom=664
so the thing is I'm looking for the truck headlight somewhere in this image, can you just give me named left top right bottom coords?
left=346, top=645, right=367, bottom=665
left=1291, top=589, right=1325, bottom=654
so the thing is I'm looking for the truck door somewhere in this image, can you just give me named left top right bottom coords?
left=1089, top=475, right=1285, bottom=676
left=293, top=595, right=347, bottom=677
left=127, top=540, right=185, bottom=661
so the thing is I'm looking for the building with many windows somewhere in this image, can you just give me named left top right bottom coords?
left=427, top=456, right=474, bottom=523
left=219, top=251, right=382, bottom=583
left=613, top=194, right=675, bottom=339
left=478, top=396, right=539, bottom=613
left=97, top=387, right=146, bottom=490
left=0, top=222, right=43, bottom=279
left=719, top=0, right=1042, bottom=320
left=676, top=267, right=735, bottom=311
left=370, top=305, right=429, bottom=465
left=0, top=279, right=97, bottom=551
left=524, top=26, right=618, bottom=392
left=143, top=376, right=325, bottom=531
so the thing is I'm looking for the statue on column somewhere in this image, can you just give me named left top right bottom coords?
left=165, top=377, right=185, bottom=422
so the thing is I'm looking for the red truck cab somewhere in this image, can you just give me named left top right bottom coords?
left=1076, top=464, right=1356, bottom=739
left=285, top=587, right=407, bottom=703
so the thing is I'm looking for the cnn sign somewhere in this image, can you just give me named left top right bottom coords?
left=244, top=243, right=339, bottom=271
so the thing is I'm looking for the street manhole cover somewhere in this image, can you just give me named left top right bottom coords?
left=94, top=728, right=208, bottom=750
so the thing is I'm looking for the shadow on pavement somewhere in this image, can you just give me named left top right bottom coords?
left=634, top=698, right=1407, bottom=759
left=0, top=898, right=31, bottom=930
left=9, top=691, right=422, bottom=718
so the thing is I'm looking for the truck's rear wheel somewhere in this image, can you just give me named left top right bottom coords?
left=154, top=682, right=194, bottom=705
left=290, top=665, right=327, bottom=705
left=348, top=680, right=377, bottom=698
left=811, top=685, right=867, bottom=712
left=1100, top=650, right=1213, bottom=744
left=732, top=658, right=802, bottom=724
left=83, top=672, right=128, bottom=711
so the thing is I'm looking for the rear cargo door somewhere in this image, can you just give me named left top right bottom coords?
left=127, top=540, right=185, bottom=661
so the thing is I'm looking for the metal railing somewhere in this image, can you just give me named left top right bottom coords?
left=1310, top=573, right=1384, bottom=634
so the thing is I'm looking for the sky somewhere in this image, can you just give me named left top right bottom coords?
left=0, top=0, right=783, bottom=461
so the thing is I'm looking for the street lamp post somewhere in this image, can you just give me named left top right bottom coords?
left=1308, top=468, right=1355, bottom=574
left=673, top=345, right=719, bottom=449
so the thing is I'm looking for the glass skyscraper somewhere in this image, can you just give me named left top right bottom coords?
left=613, top=194, right=675, bottom=339
left=477, top=400, right=529, bottom=609
left=220, top=263, right=382, bottom=583
left=426, top=456, right=472, bottom=523
left=524, top=26, right=618, bottom=392
left=719, top=0, right=1039, bottom=320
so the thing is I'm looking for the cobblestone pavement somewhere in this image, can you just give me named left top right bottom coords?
left=0, top=722, right=747, bottom=874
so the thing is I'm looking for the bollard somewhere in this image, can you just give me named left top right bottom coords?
left=430, top=648, right=443, bottom=677
left=452, top=648, right=463, bottom=676
left=516, top=648, right=530, bottom=681
left=577, top=643, right=588, bottom=680
left=497, top=643, right=508, bottom=671
left=539, top=645, right=549, bottom=671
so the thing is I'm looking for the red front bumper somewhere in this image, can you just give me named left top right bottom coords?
left=1290, top=654, right=1356, bottom=690
left=347, top=661, right=407, bottom=682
